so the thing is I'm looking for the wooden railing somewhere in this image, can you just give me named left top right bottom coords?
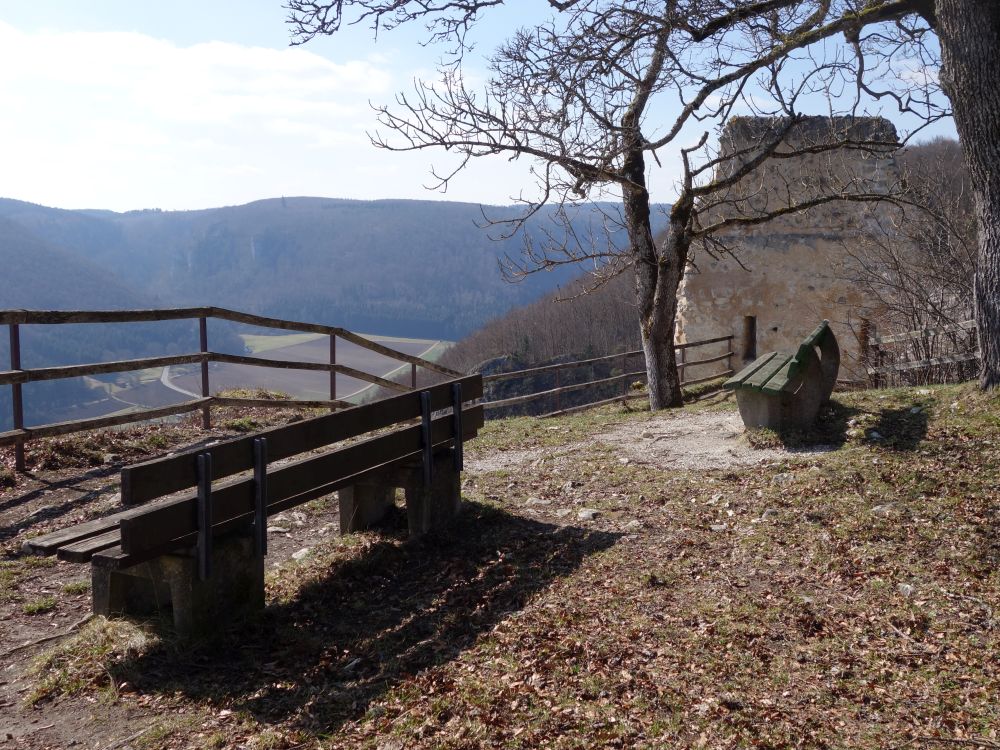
left=0, top=307, right=460, bottom=471
left=482, top=334, right=735, bottom=416
left=860, top=318, right=979, bottom=386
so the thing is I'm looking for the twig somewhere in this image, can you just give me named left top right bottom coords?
left=105, top=726, right=152, bottom=750
left=0, top=614, right=95, bottom=658
left=913, top=738, right=1000, bottom=749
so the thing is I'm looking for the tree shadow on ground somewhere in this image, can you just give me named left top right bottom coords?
left=118, top=501, right=620, bottom=735
left=862, top=405, right=929, bottom=451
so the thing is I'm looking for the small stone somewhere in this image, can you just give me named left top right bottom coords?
left=561, top=481, right=577, bottom=493
left=525, top=497, right=551, bottom=506
left=103, top=453, right=121, bottom=464
left=910, top=406, right=923, bottom=414
left=917, top=389, right=931, bottom=395
left=554, top=508, right=572, bottom=518
left=760, top=508, right=780, bottom=522
left=619, top=457, right=631, bottom=465
left=292, top=547, right=311, bottom=561
left=623, top=520, right=644, bottom=532
left=709, top=493, right=724, bottom=504
left=772, top=473, right=793, bottom=485
left=267, top=526, right=290, bottom=534
left=868, top=430, right=883, bottom=440
left=950, top=401, right=960, bottom=411
left=577, top=508, right=599, bottom=521
left=710, top=524, right=728, bottom=532
left=872, top=503, right=897, bottom=517
left=897, top=583, right=915, bottom=597
left=288, top=511, right=307, bottom=526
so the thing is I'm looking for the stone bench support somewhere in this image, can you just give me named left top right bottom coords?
left=92, top=530, right=264, bottom=638
left=338, top=448, right=462, bottom=536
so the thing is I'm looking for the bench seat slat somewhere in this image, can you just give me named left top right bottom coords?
left=743, top=353, right=795, bottom=391
left=57, top=529, right=122, bottom=563
left=24, top=509, right=133, bottom=556
left=724, top=351, right=779, bottom=389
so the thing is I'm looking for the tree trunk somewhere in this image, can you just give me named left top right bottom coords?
left=624, top=181, right=687, bottom=410
left=936, top=0, right=1000, bottom=389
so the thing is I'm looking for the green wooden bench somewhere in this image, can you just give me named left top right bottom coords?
left=723, top=320, right=839, bottom=431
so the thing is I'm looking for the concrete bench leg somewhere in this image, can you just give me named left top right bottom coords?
left=403, top=449, right=461, bottom=536
left=91, top=530, right=264, bottom=638
left=338, top=483, right=396, bottom=533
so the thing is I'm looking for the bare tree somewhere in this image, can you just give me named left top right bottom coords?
left=287, top=0, right=959, bottom=407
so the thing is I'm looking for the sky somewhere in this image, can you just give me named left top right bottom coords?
left=0, top=1, right=956, bottom=213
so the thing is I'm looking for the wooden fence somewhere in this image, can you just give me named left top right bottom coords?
left=482, top=334, right=735, bottom=416
left=0, top=307, right=460, bottom=471
left=860, top=318, right=979, bottom=387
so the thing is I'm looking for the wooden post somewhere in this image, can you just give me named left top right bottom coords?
left=199, top=317, right=211, bottom=429
left=741, top=315, right=757, bottom=363
left=9, top=323, right=25, bottom=472
left=678, top=346, right=686, bottom=386
left=329, top=334, right=337, bottom=411
left=554, top=367, right=562, bottom=412
left=411, top=363, right=417, bottom=390
left=859, top=318, right=871, bottom=373
left=621, top=353, right=628, bottom=402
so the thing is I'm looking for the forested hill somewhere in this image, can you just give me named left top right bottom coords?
left=0, top=196, right=667, bottom=340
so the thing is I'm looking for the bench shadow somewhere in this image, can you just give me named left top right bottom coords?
left=766, top=399, right=860, bottom=449
left=117, top=501, right=621, bottom=734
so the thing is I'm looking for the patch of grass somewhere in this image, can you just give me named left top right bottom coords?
left=22, top=596, right=57, bottom=615
left=0, top=556, right=57, bottom=602
left=0, top=465, right=15, bottom=489
left=27, top=617, right=159, bottom=704
left=62, top=580, right=90, bottom=595
left=224, top=416, right=261, bottom=433
left=217, top=388, right=290, bottom=401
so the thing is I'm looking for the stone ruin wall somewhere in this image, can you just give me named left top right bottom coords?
left=675, top=116, right=900, bottom=382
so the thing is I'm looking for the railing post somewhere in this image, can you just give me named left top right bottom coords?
left=329, top=334, right=337, bottom=412
left=555, top=367, right=562, bottom=412
left=678, top=346, right=686, bottom=386
left=9, top=323, right=25, bottom=472
left=741, top=315, right=757, bottom=363
left=621, top=352, right=628, bottom=403
left=199, top=317, right=211, bottom=429
left=411, top=362, right=417, bottom=390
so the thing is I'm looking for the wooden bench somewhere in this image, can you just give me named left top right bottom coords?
left=723, top=321, right=839, bottom=431
left=24, top=375, right=483, bottom=635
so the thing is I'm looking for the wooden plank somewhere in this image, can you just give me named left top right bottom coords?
left=0, top=398, right=210, bottom=447
left=23, top=512, right=129, bottom=555
left=210, top=308, right=459, bottom=377
left=873, top=319, right=975, bottom=345
left=675, top=334, right=734, bottom=350
left=118, top=405, right=483, bottom=555
left=682, top=369, right=735, bottom=388
left=680, top=350, right=735, bottom=369
left=743, top=353, right=795, bottom=391
left=0, top=353, right=206, bottom=386
left=121, top=375, right=483, bottom=505
left=0, top=308, right=211, bottom=325
left=723, top=352, right=779, bottom=389
left=334, top=363, right=412, bottom=393
left=483, top=370, right=647, bottom=410
left=56, top=530, right=121, bottom=563
left=212, top=396, right=353, bottom=410
left=759, top=359, right=799, bottom=395
left=866, top=350, right=979, bottom=375
left=540, top=391, right=648, bottom=418
left=483, top=351, right=644, bottom=383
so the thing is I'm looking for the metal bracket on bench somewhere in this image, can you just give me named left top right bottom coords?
left=196, top=452, right=213, bottom=581
left=451, top=382, right=463, bottom=472
left=420, top=390, right=433, bottom=485
left=253, top=437, right=268, bottom=557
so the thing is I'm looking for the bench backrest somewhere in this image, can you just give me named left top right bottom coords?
left=122, top=374, right=482, bottom=505
left=116, top=375, right=483, bottom=561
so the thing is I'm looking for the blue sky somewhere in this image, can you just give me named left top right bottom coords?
left=0, top=2, right=955, bottom=212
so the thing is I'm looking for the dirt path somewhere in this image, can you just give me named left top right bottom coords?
left=466, top=406, right=823, bottom=475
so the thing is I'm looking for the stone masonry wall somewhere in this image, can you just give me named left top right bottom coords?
left=676, top=116, right=900, bottom=382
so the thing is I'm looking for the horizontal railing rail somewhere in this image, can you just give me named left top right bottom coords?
left=861, top=318, right=979, bottom=386
left=1, top=307, right=460, bottom=471
left=481, top=334, right=735, bottom=416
